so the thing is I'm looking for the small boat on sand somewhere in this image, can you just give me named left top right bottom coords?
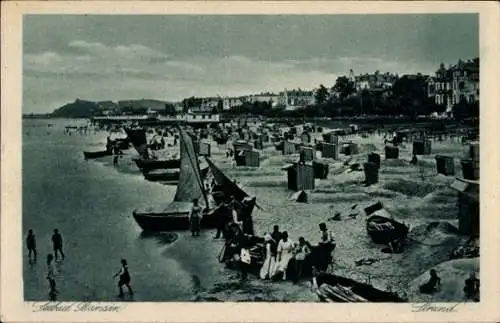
left=133, top=158, right=181, bottom=172
left=83, top=150, right=112, bottom=159
left=125, top=126, right=180, bottom=172
left=143, top=164, right=209, bottom=183
left=366, top=215, right=409, bottom=245
left=315, top=273, right=406, bottom=302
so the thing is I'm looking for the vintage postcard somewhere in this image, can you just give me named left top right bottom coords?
left=1, top=1, right=499, bottom=322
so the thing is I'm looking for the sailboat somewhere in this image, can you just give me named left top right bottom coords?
left=132, top=128, right=216, bottom=231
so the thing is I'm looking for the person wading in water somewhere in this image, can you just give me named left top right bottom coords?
left=113, top=259, right=133, bottom=297
left=51, top=229, right=65, bottom=260
left=26, top=229, right=37, bottom=263
left=46, top=254, right=57, bottom=299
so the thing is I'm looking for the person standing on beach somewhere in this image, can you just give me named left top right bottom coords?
left=113, top=259, right=133, bottom=297
left=275, top=231, right=294, bottom=281
left=26, top=229, right=37, bottom=262
left=271, top=225, right=282, bottom=245
left=190, top=198, right=202, bottom=237
left=51, top=229, right=65, bottom=260
left=259, top=233, right=276, bottom=280
left=239, top=198, right=255, bottom=236
left=317, top=223, right=335, bottom=271
left=293, top=237, right=311, bottom=283
left=46, top=254, right=58, bottom=297
left=213, top=200, right=232, bottom=239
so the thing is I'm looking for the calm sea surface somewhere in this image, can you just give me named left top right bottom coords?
left=22, top=118, right=314, bottom=302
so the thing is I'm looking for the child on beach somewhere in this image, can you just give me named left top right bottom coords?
left=113, top=259, right=133, bottom=298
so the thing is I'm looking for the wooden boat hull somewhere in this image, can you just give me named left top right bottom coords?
left=315, top=273, right=406, bottom=302
left=132, top=202, right=219, bottom=232
left=366, top=215, right=409, bottom=245
left=143, top=166, right=209, bottom=182
left=83, top=150, right=112, bottom=159
left=133, top=158, right=181, bottom=172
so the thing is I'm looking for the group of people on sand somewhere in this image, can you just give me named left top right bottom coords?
left=26, top=228, right=133, bottom=299
left=215, top=217, right=337, bottom=283
left=258, top=223, right=336, bottom=283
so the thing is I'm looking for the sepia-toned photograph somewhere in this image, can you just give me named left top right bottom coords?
left=2, top=1, right=499, bottom=323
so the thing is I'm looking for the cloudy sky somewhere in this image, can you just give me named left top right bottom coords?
left=23, top=14, right=478, bottom=113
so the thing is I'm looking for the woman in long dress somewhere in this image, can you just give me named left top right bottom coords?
left=275, top=231, right=295, bottom=281
left=259, top=233, right=276, bottom=280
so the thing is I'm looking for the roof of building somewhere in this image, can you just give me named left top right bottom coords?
left=189, top=106, right=213, bottom=113
left=286, top=89, right=315, bottom=96
left=355, top=73, right=398, bottom=84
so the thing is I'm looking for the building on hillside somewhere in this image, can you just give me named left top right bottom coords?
left=188, top=105, right=214, bottom=114
left=96, top=101, right=118, bottom=115
left=246, top=92, right=279, bottom=107
left=222, top=97, right=244, bottom=111
left=427, top=63, right=453, bottom=109
left=178, top=106, right=220, bottom=124
left=427, top=58, right=479, bottom=113
left=174, top=104, right=184, bottom=113
left=354, top=71, right=398, bottom=91
left=277, top=89, right=316, bottom=110
left=200, top=98, right=219, bottom=111
left=451, top=58, right=479, bottom=106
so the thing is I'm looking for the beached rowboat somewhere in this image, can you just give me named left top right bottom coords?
left=143, top=164, right=209, bottom=182
left=133, top=158, right=181, bottom=172
left=315, top=273, right=406, bottom=302
left=83, top=150, right=112, bottom=159
left=366, top=215, right=409, bottom=245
